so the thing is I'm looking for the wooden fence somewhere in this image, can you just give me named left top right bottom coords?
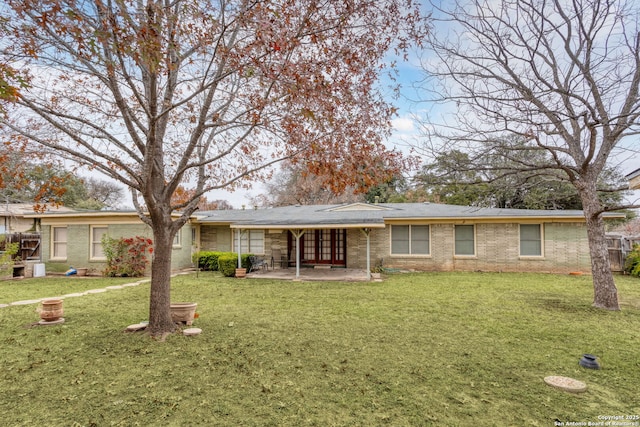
left=607, top=236, right=640, bottom=272
left=0, top=233, right=41, bottom=262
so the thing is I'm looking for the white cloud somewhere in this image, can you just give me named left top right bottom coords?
left=391, top=116, right=415, bottom=132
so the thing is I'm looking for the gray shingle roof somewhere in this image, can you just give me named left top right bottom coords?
left=195, top=202, right=597, bottom=228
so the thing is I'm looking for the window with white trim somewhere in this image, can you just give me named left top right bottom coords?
left=455, top=225, right=475, bottom=256
left=233, top=230, right=265, bottom=254
left=520, top=224, right=543, bottom=256
left=91, top=226, right=108, bottom=259
left=173, top=230, right=182, bottom=247
left=391, top=225, right=430, bottom=255
left=52, top=226, right=67, bottom=259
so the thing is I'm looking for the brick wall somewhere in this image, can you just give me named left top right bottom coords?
left=42, top=223, right=193, bottom=273
left=198, top=221, right=591, bottom=274
left=348, top=221, right=591, bottom=274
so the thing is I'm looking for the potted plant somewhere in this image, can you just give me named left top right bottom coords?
left=39, top=299, right=64, bottom=322
left=170, top=302, right=198, bottom=325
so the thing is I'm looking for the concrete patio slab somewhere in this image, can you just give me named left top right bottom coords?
left=246, top=268, right=372, bottom=282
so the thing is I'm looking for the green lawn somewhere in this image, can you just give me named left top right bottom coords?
left=1, top=272, right=639, bottom=426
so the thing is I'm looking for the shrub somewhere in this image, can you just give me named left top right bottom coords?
left=217, top=253, right=253, bottom=277
left=192, top=251, right=226, bottom=271
left=624, top=244, right=640, bottom=277
left=0, top=237, right=19, bottom=278
left=217, top=254, right=237, bottom=277
left=102, top=235, right=153, bottom=277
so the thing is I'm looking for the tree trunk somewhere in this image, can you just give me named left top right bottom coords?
left=580, top=187, right=620, bottom=310
left=147, top=220, right=177, bottom=338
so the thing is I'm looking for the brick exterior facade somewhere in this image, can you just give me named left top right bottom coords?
left=32, top=204, right=596, bottom=276
left=41, top=222, right=194, bottom=273
left=342, top=221, right=590, bottom=273
left=198, top=219, right=590, bottom=274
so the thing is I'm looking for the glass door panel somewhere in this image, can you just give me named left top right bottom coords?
left=319, top=229, right=332, bottom=262
left=334, top=229, right=345, bottom=262
left=303, top=232, right=315, bottom=261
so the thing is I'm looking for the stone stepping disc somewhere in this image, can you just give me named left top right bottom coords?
left=544, top=376, right=587, bottom=393
left=126, top=323, right=148, bottom=332
left=38, top=318, right=65, bottom=326
left=183, top=328, right=202, bottom=336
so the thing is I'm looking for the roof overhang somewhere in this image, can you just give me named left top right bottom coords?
left=229, top=223, right=386, bottom=230
left=24, top=210, right=192, bottom=225
left=384, top=216, right=588, bottom=224
left=24, top=211, right=189, bottom=219
left=384, top=212, right=624, bottom=223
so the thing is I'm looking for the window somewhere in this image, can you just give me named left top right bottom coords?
left=455, top=225, right=475, bottom=256
left=391, top=225, right=430, bottom=255
left=52, top=226, right=67, bottom=259
left=234, top=230, right=265, bottom=254
left=91, top=226, right=108, bottom=259
left=173, top=230, right=182, bottom=247
left=520, top=224, right=543, bottom=256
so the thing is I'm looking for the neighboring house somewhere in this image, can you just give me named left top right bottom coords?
left=194, top=202, right=624, bottom=275
left=1, top=203, right=74, bottom=234
left=627, top=168, right=640, bottom=190
left=24, top=210, right=194, bottom=273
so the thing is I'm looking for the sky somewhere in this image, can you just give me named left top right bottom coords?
left=120, top=50, right=639, bottom=210
left=94, top=2, right=639, bottom=210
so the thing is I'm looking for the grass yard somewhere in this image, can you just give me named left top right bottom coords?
left=0, top=272, right=639, bottom=426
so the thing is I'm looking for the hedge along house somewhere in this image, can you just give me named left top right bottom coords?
left=194, top=202, right=624, bottom=279
left=25, top=210, right=195, bottom=274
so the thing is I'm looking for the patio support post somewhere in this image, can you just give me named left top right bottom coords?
left=290, top=229, right=305, bottom=279
left=236, top=229, right=247, bottom=268
left=360, top=228, right=371, bottom=281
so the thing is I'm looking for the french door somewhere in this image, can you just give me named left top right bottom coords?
left=289, top=229, right=346, bottom=266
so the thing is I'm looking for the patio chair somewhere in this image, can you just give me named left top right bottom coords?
left=248, top=256, right=268, bottom=273
left=270, top=248, right=288, bottom=269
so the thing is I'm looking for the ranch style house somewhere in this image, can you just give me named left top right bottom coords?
left=24, top=202, right=624, bottom=277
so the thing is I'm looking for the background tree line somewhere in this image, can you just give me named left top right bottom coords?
left=0, top=150, right=124, bottom=210
left=256, top=138, right=630, bottom=212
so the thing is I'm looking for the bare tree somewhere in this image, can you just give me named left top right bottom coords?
left=197, top=198, right=234, bottom=211
left=84, top=178, right=125, bottom=209
left=414, top=141, right=628, bottom=210
left=419, top=0, right=640, bottom=310
left=1, top=0, right=426, bottom=336
left=255, top=160, right=370, bottom=207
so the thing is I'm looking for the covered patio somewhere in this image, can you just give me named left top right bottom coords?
left=230, top=206, right=387, bottom=281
